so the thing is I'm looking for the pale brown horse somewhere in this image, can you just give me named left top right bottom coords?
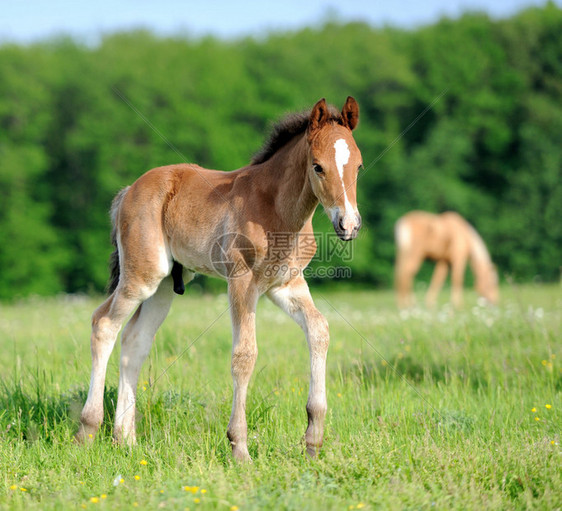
left=76, top=98, right=362, bottom=461
left=394, top=211, right=498, bottom=309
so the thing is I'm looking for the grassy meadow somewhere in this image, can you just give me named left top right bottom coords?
left=0, top=283, right=560, bottom=510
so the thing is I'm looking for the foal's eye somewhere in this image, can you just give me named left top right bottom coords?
left=313, top=164, right=324, bottom=174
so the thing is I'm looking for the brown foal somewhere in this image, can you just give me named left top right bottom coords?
left=76, top=97, right=363, bottom=461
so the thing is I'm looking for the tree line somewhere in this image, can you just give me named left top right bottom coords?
left=1, top=3, right=561, bottom=299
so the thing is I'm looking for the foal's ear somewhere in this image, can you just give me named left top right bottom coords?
left=341, top=96, right=359, bottom=131
left=308, top=98, right=329, bottom=136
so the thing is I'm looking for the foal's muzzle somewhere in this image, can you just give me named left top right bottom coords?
left=332, top=212, right=362, bottom=241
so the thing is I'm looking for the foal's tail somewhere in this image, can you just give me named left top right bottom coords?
left=106, top=187, right=130, bottom=294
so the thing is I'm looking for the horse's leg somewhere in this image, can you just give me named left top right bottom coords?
left=267, top=277, right=329, bottom=457
left=450, top=255, right=468, bottom=309
left=76, top=286, right=149, bottom=443
left=395, top=252, right=423, bottom=308
left=114, top=274, right=186, bottom=444
left=425, top=260, right=448, bottom=308
left=226, top=278, right=259, bottom=462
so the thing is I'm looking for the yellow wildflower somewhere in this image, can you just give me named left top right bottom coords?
left=101, top=494, right=107, bottom=499
left=337, top=393, right=342, bottom=398
left=90, top=497, right=99, bottom=503
left=201, top=489, right=207, bottom=494
left=194, top=498, right=201, bottom=503
left=535, top=417, right=540, bottom=421
left=357, top=504, right=366, bottom=509
left=134, top=475, right=140, bottom=481
left=531, top=407, right=536, bottom=412
left=140, top=459, right=148, bottom=465
left=9, top=485, right=17, bottom=490
left=88, top=434, right=93, bottom=439
left=20, top=488, right=27, bottom=492
left=541, top=360, right=547, bottom=366
left=191, top=486, right=199, bottom=494
left=230, top=507, right=239, bottom=511
left=183, top=486, right=191, bottom=492
left=545, top=404, right=552, bottom=409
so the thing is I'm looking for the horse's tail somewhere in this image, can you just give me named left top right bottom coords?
left=106, top=187, right=130, bottom=295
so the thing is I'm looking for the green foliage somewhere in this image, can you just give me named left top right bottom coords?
left=0, top=286, right=559, bottom=508
left=0, top=6, right=561, bottom=298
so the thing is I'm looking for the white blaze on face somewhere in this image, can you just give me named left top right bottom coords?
left=333, top=138, right=355, bottom=229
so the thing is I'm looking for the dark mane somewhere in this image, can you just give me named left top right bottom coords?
left=251, top=104, right=343, bottom=165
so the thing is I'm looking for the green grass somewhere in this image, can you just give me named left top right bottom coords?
left=0, top=284, right=560, bottom=510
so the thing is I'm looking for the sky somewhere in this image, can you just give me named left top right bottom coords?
left=1, top=0, right=558, bottom=44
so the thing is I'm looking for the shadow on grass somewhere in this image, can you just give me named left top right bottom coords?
left=0, top=381, right=210, bottom=443
left=0, top=379, right=117, bottom=442
left=0, top=379, right=235, bottom=463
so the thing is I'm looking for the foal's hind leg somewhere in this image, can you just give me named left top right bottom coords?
left=268, top=277, right=330, bottom=457
left=114, top=275, right=183, bottom=444
left=76, top=287, right=148, bottom=443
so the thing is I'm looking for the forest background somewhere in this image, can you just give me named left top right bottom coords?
left=1, top=3, right=561, bottom=299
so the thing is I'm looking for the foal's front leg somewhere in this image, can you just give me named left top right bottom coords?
left=268, top=277, right=330, bottom=457
left=227, top=279, right=259, bottom=462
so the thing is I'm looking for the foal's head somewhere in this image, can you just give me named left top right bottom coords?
left=307, top=97, right=362, bottom=241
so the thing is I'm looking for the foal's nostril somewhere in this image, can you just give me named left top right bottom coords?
left=338, top=217, right=345, bottom=231
left=356, top=214, right=362, bottom=230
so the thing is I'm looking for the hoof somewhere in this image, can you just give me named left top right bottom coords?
left=75, top=424, right=97, bottom=444
left=231, top=443, right=252, bottom=463
left=305, top=444, right=322, bottom=458
left=233, top=451, right=252, bottom=463
left=113, top=428, right=136, bottom=447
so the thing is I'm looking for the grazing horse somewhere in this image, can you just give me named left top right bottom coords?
left=76, top=97, right=362, bottom=461
left=394, top=211, right=498, bottom=309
